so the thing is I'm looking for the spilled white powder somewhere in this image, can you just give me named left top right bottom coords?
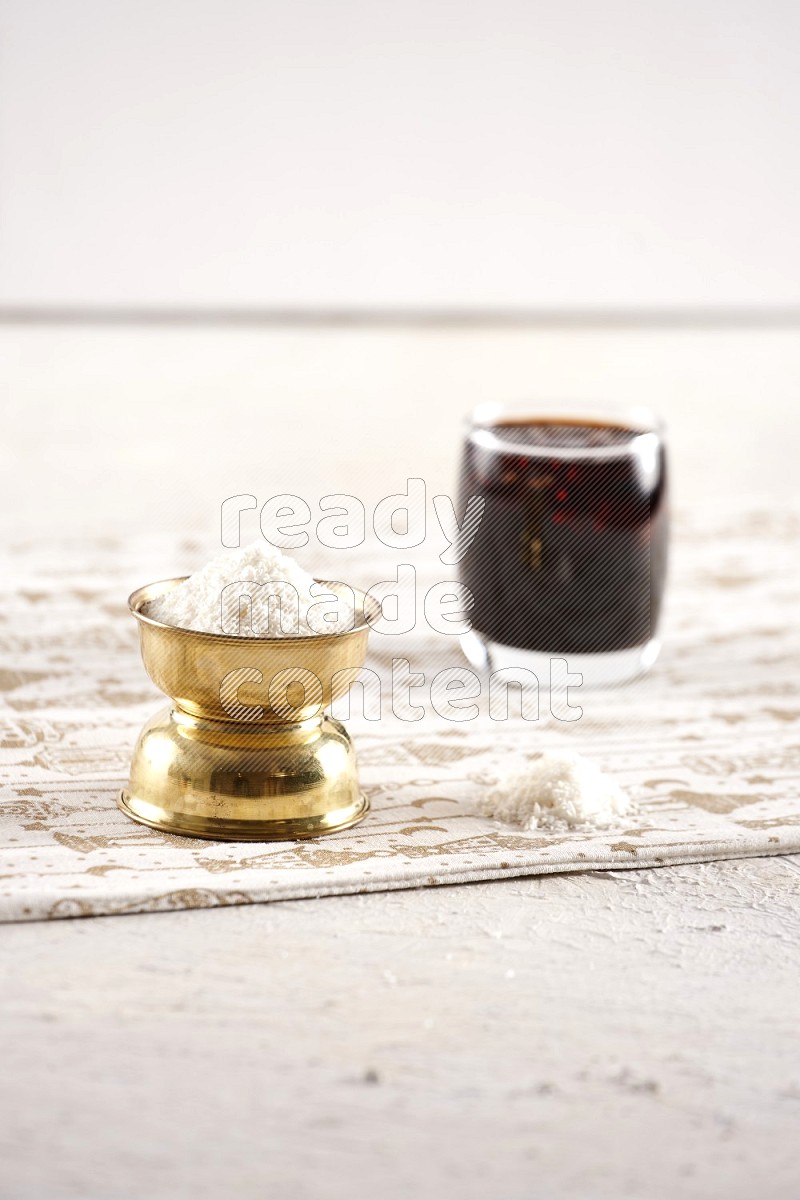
left=146, top=542, right=355, bottom=637
left=477, top=751, right=633, bottom=832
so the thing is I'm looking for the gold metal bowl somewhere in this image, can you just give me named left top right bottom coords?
left=119, top=578, right=374, bottom=841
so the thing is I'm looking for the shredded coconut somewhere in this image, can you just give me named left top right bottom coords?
left=477, top=751, right=633, bottom=831
left=146, top=542, right=355, bottom=637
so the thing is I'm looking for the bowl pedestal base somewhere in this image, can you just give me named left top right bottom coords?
left=119, top=705, right=369, bottom=842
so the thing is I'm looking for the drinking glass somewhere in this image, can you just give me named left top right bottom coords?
left=456, top=402, right=669, bottom=686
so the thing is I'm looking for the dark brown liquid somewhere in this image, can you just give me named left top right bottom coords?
left=457, top=419, right=669, bottom=654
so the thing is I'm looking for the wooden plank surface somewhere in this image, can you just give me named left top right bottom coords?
left=2, top=857, right=800, bottom=1199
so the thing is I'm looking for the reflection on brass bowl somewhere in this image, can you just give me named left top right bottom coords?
left=118, top=578, right=375, bottom=841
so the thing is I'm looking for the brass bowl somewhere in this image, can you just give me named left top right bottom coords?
left=119, top=578, right=374, bottom=841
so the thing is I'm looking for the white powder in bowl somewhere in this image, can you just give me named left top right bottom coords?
left=146, top=542, right=355, bottom=637
left=477, top=751, right=633, bottom=832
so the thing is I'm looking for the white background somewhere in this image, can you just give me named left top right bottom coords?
left=1, top=0, right=799, bottom=309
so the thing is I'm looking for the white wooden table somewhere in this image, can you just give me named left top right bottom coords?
left=2, top=323, right=799, bottom=1199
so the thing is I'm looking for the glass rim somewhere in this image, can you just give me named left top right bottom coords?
left=465, top=401, right=665, bottom=460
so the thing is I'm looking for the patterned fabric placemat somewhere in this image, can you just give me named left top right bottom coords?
left=1, top=504, right=798, bottom=922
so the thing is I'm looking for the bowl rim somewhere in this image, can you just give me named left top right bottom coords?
left=128, top=576, right=376, bottom=644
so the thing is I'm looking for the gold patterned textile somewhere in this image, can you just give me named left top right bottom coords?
left=1, top=505, right=798, bottom=922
